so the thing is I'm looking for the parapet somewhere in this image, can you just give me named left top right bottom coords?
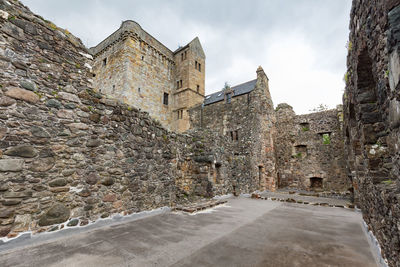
left=89, top=20, right=174, bottom=60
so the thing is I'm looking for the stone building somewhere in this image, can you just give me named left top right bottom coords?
left=4, top=2, right=399, bottom=264
left=89, top=21, right=205, bottom=133
left=275, top=104, right=349, bottom=192
left=190, top=67, right=278, bottom=191
left=343, top=0, right=400, bottom=264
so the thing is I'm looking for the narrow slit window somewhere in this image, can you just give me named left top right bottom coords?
left=195, top=61, right=198, bottom=70
left=163, top=92, right=169, bottom=106
left=198, top=63, right=201, bottom=72
left=196, top=85, right=200, bottom=92
left=103, top=58, right=107, bottom=66
left=177, top=81, right=180, bottom=89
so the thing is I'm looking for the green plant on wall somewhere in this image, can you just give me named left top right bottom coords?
left=381, top=179, right=393, bottom=185
left=301, top=126, right=309, bottom=132
left=322, top=133, right=331, bottom=145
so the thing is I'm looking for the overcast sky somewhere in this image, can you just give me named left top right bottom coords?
left=22, top=0, right=351, bottom=114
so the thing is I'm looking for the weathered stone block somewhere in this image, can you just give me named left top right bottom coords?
left=30, top=126, right=50, bottom=138
left=0, top=159, right=24, bottom=172
left=0, top=96, right=16, bottom=106
left=49, top=178, right=67, bottom=187
left=58, top=92, right=81, bottom=103
left=30, top=157, right=55, bottom=172
left=4, top=145, right=37, bottom=158
left=38, top=203, right=70, bottom=226
left=5, top=87, right=39, bottom=103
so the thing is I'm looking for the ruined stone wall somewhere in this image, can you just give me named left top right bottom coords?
left=343, top=0, right=400, bottom=265
left=189, top=68, right=278, bottom=192
left=275, top=104, right=349, bottom=192
left=0, top=1, right=237, bottom=240
left=90, top=21, right=176, bottom=131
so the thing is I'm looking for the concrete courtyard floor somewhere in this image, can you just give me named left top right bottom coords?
left=0, top=197, right=377, bottom=267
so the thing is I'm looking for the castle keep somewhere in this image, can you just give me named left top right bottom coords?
left=0, top=0, right=399, bottom=265
left=89, top=21, right=205, bottom=132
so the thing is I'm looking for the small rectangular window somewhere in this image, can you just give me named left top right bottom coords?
left=234, top=130, right=238, bottom=141
left=181, top=53, right=184, bottom=61
left=198, top=63, right=201, bottom=72
left=180, top=80, right=183, bottom=88
left=195, top=61, right=198, bottom=69
left=196, top=85, right=200, bottom=92
left=103, top=58, right=107, bottom=66
left=163, top=92, right=169, bottom=106
left=177, top=81, right=180, bottom=89
left=184, top=51, right=187, bottom=60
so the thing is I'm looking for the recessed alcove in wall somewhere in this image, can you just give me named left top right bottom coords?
left=294, top=145, right=307, bottom=157
left=310, top=177, right=323, bottom=189
left=299, top=122, right=310, bottom=131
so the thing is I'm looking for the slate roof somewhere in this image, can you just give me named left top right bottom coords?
left=203, top=79, right=257, bottom=106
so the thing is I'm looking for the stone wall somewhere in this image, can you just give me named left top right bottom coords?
left=343, top=0, right=400, bottom=265
left=189, top=68, right=278, bottom=192
left=275, top=104, right=349, bottom=192
left=0, top=0, right=238, bottom=240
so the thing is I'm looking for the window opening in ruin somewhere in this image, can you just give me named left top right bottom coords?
left=103, top=58, right=107, bottom=66
left=180, top=80, right=183, bottom=88
left=184, top=51, right=187, bottom=60
left=177, top=81, right=180, bottom=89
left=195, top=61, right=198, bottom=69
left=163, top=93, right=169, bottom=106
left=141, top=56, right=144, bottom=60
left=258, top=166, right=264, bottom=189
left=247, top=94, right=250, bottom=104
left=321, top=133, right=331, bottom=144
left=181, top=53, right=184, bottom=61
left=310, top=177, right=323, bottom=189
left=112, top=85, right=115, bottom=92
left=197, top=85, right=200, bottom=93
left=226, top=93, right=232, bottom=104
left=198, top=63, right=201, bottom=72
left=230, top=131, right=233, bottom=140
left=235, top=130, right=238, bottom=141
left=294, top=145, right=307, bottom=157
left=300, top=122, right=310, bottom=131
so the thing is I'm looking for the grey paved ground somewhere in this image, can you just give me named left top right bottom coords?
left=0, top=197, right=376, bottom=267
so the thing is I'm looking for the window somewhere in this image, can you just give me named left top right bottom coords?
left=229, top=130, right=238, bottom=141
left=247, top=94, right=250, bottom=104
left=226, top=93, right=232, bottom=103
left=300, top=122, right=310, bottom=131
left=195, top=61, right=198, bottom=69
left=180, top=80, right=183, bottom=88
left=163, top=92, right=169, bottom=106
left=184, top=51, right=187, bottom=60
left=138, top=87, right=141, bottom=93
left=196, top=85, right=200, bottom=92
left=319, top=132, right=332, bottom=144
left=177, top=110, right=183, bottom=120
left=177, top=81, right=180, bottom=89
left=103, top=58, right=107, bottom=66
left=112, top=85, right=115, bottom=92
left=141, top=55, right=144, bottom=60
left=181, top=53, right=184, bottom=61
left=198, top=63, right=201, bottom=72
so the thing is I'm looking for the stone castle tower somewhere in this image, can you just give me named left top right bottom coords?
left=89, top=21, right=205, bottom=132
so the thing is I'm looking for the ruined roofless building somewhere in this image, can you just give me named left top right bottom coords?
left=89, top=21, right=205, bottom=132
